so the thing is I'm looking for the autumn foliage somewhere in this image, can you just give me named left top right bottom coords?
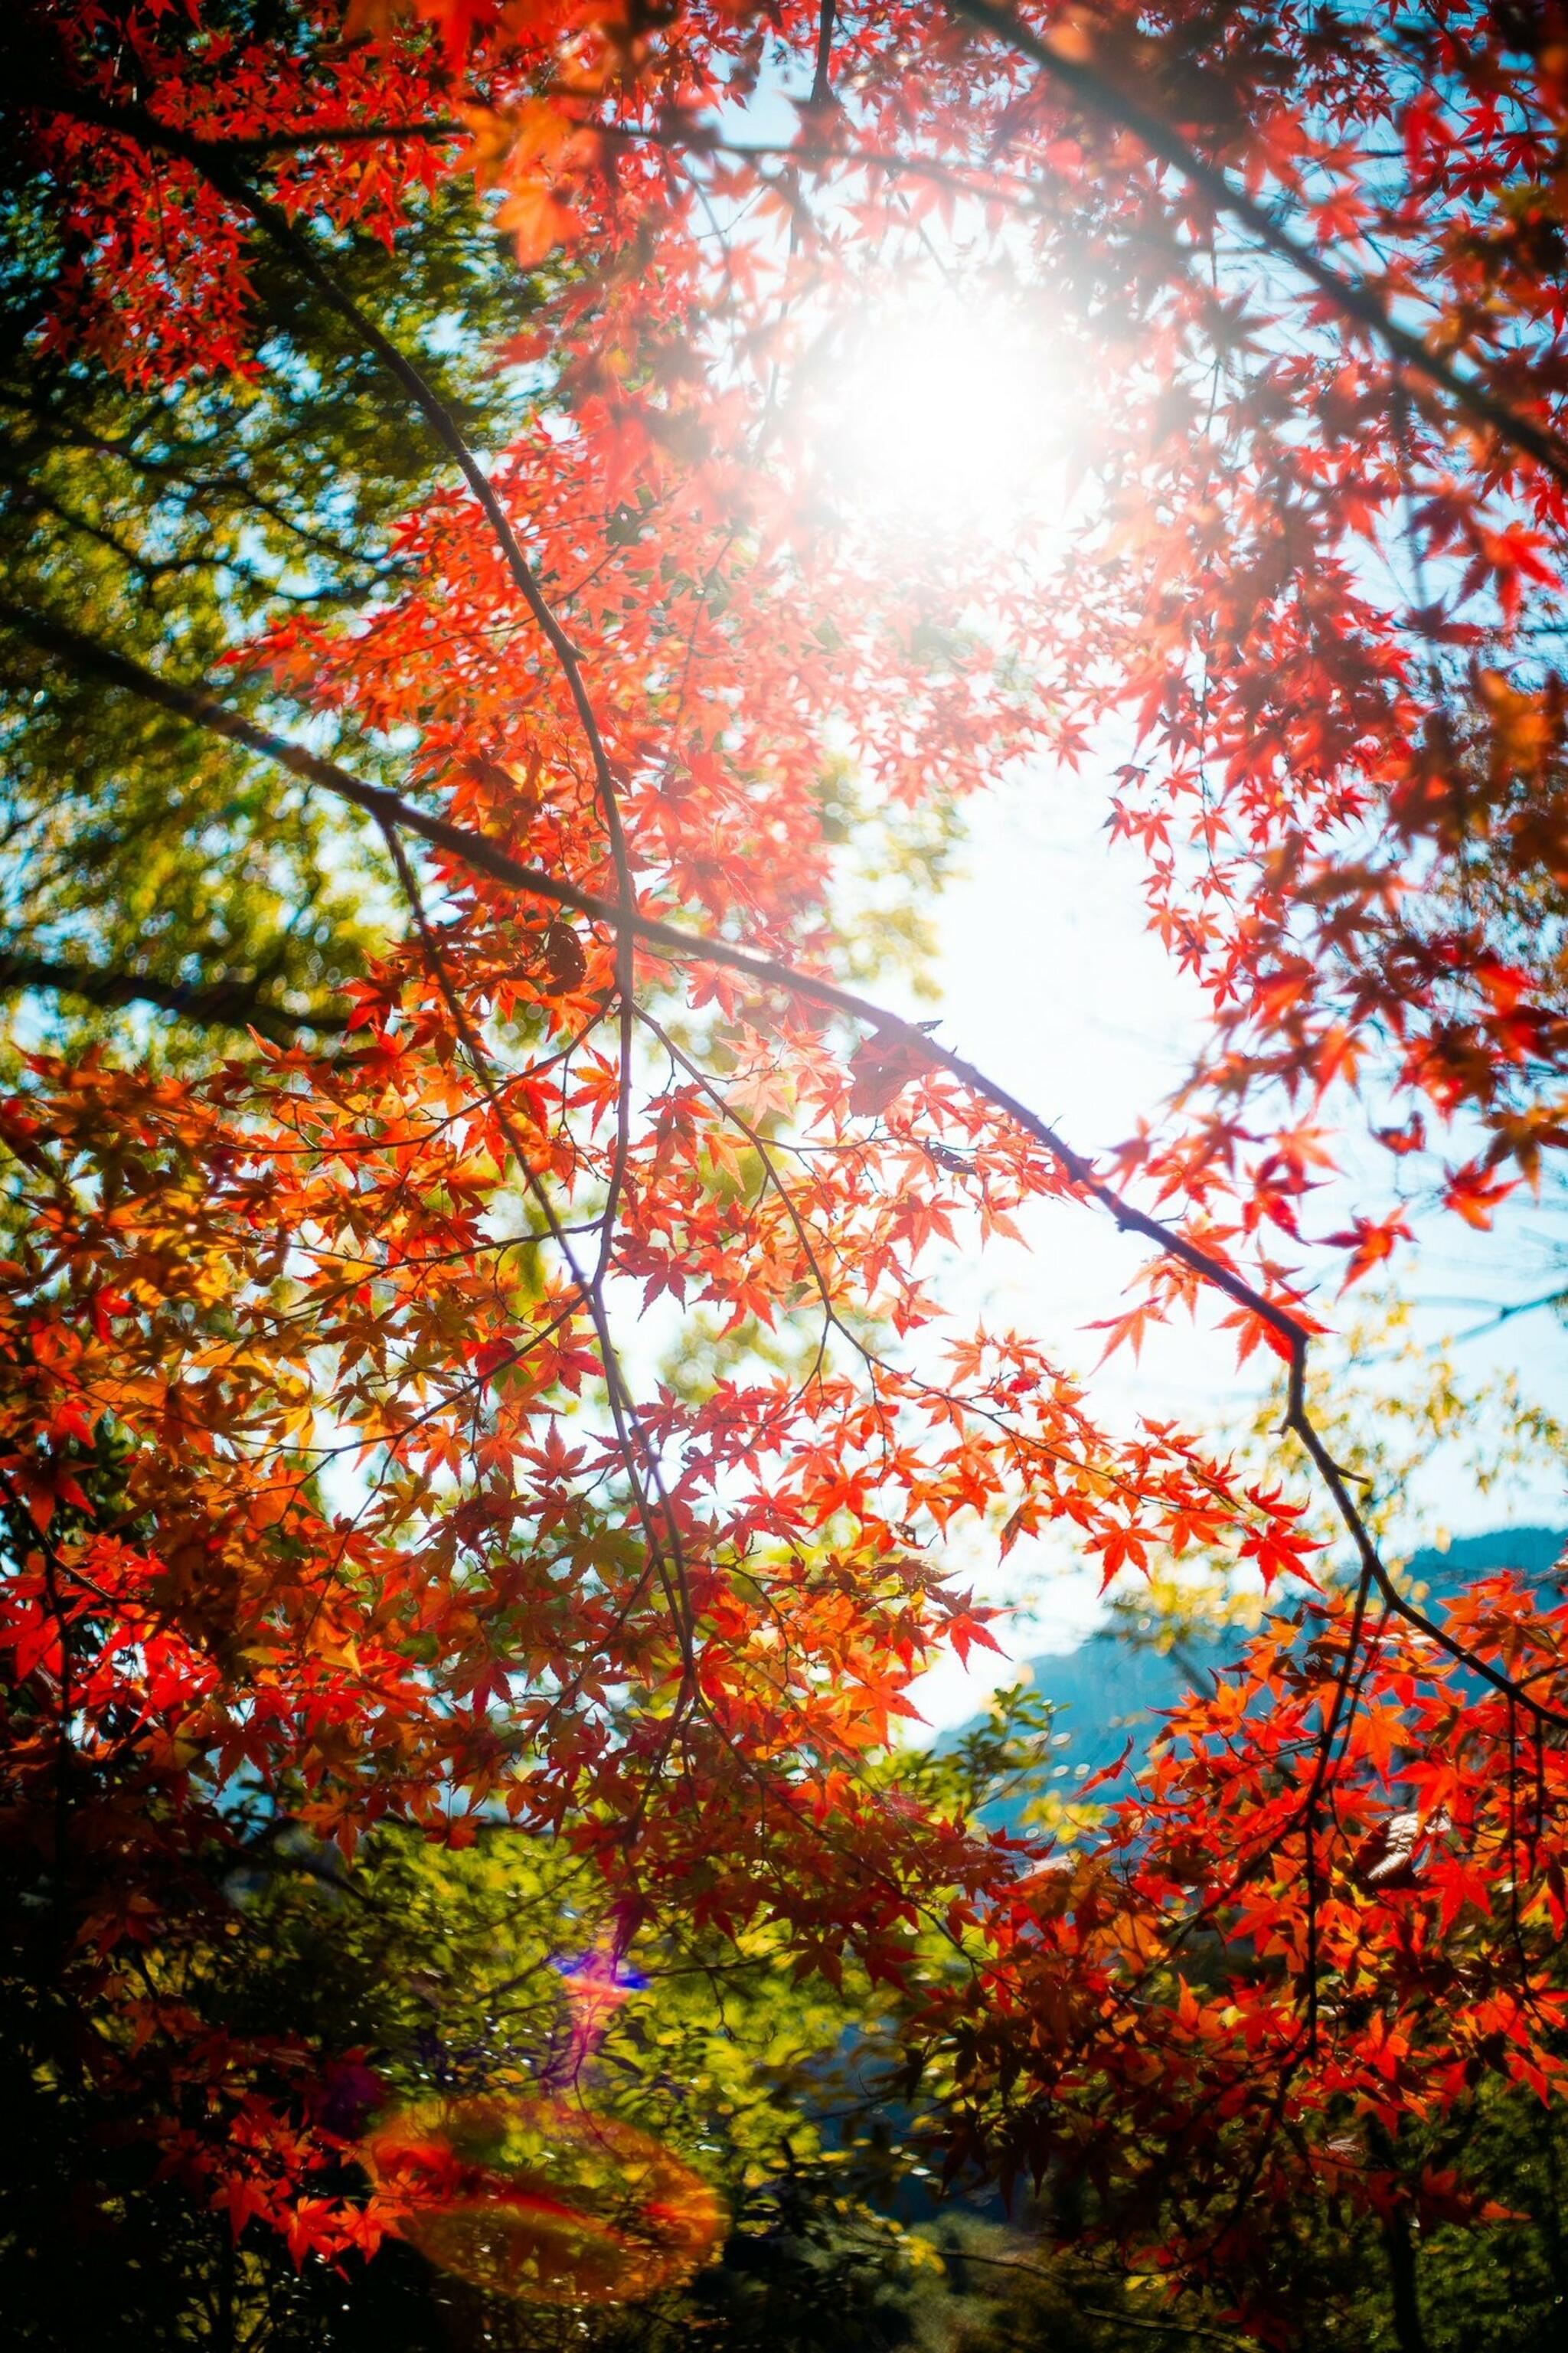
left=6, top=0, right=1568, bottom=2341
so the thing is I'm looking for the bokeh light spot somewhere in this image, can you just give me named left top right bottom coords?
left=361, top=2094, right=725, bottom=2306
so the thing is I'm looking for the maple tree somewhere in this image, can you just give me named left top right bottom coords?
left=6, top=1, right=1568, bottom=2345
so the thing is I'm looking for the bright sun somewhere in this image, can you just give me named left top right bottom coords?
left=811, top=289, right=1071, bottom=540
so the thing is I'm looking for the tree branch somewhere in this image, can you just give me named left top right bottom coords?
left=810, top=0, right=837, bottom=113
left=949, top=0, right=1568, bottom=493
left=0, top=946, right=348, bottom=1041
left=211, top=119, right=464, bottom=153
left=0, top=593, right=1307, bottom=1350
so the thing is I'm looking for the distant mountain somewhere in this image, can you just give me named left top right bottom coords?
left=956, top=1526, right=1566, bottom=1812
left=1397, top=1523, right=1567, bottom=1595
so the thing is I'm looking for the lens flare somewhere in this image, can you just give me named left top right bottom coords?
left=360, top=2093, right=724, bottom=2306
left=554, top=1945, right=646, bottom=2063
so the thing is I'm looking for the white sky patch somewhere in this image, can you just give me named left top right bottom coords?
left=810, top=287, right=1077, bottom=542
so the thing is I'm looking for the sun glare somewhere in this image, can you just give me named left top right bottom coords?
left=812, top=291, right=1072, bottom=540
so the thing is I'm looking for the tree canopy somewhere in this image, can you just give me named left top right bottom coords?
left=6, top=3, right=1568, bottom=2346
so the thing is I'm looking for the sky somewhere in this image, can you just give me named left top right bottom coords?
left=899, top=765, right=1568, bottom=1728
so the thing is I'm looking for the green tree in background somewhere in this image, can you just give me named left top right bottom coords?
left=0, top=30, right=539, bottom=1052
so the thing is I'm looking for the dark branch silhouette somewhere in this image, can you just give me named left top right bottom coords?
left=0, top=947, right=347, bottom=1041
